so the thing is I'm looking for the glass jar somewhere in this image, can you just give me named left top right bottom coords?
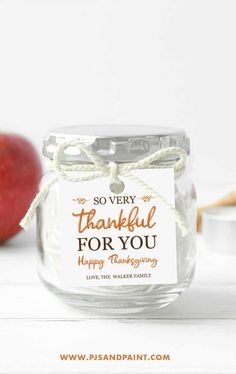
left=37, top=125, right=196, bottom=315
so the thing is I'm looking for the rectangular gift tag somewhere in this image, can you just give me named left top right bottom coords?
left=58, top=169, right=177, bottom=287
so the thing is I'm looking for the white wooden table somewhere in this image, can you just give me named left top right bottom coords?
left=0, top=228, right=236, bottom=373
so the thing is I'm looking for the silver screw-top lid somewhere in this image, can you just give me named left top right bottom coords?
left=43, top=125, right=190, bottom=163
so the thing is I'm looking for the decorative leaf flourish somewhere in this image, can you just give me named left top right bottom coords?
left=72, top=197, right=89, bottom=204
left=140, top=195, right=153, bottom=203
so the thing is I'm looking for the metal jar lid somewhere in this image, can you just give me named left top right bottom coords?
left=43, top=125, right=190, bottom=163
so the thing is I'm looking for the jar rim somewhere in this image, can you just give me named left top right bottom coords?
left=43, top=125, right=190, bottom=163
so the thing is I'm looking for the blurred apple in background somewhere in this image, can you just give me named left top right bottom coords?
left=0, top=133, right=42, bottom=242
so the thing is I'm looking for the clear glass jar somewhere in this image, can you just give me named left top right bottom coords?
left=37, top=125, right=196, bottom=315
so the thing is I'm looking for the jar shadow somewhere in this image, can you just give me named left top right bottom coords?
left=123, top=283, right=236, bottom=320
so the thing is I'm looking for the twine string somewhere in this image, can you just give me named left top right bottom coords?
left=20, top=138, right=189, bottom=236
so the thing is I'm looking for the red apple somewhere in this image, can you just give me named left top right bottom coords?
left=0, top=133, right=42, bottom=242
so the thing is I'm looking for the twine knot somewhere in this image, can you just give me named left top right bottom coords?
left=109, top=161, right=123, bottom=184
left=20, top=138, right=189, bottom=236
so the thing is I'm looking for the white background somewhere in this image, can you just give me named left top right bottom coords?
left=1, top=0, right=236, bottom=197
left=0, top=2, right=236, bottom=373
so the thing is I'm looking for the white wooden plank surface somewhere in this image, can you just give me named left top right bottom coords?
left=1, top=320, right=236, bottom=374
left=0, top=229, right=236, bottom=373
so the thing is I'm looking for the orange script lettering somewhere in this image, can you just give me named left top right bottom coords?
left=72, top=206, right=157, bottom=233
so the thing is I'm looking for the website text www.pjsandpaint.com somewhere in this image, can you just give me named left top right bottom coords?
left=59, top=353, right=171, bottom=361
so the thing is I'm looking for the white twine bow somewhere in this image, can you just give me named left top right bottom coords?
left=20, top=138, right=189, bottom=236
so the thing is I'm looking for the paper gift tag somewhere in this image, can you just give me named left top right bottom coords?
left=58, top=168, right=177, bottom=287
